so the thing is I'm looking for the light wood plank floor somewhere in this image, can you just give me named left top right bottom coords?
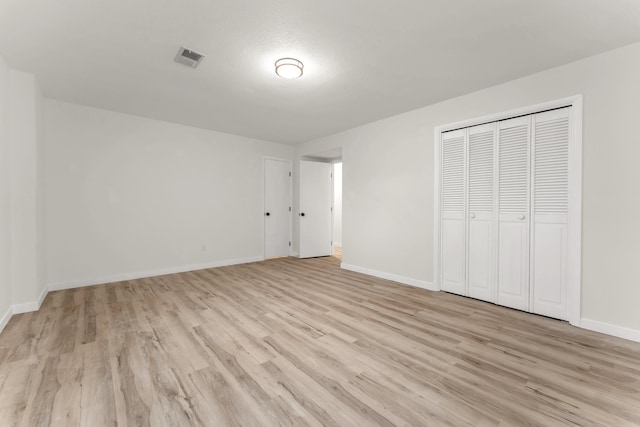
left=1, top=256, right=639, bottom=426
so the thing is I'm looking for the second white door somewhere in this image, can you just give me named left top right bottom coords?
left=299, top=161, right=332, bottom=258
left=264, top=159, right=291, bottom=259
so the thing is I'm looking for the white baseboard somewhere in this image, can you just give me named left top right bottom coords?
left=580, top=318, right=640, bottom=343
left=1, top=285, right=48, bottom=333
left=12, top=284, right=49, bottom=314
left=11, top=301, right=39, bottom=314
left=341, top=263, right=436, bottom=291
left=48, top=256, right=264, bottom=291
left=0, top=305, right=13, bottom=334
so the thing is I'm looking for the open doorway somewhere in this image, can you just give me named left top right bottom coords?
left=299, top=148, right=342, bottom=261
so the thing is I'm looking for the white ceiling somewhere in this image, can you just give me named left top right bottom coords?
left=1, top=0, right=640, bottom=144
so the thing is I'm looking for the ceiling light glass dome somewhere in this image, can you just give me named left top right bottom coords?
left=275, top=58, right=303, bottom=79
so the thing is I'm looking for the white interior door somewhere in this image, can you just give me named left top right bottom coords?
left=467, top=123, right=496, bottom=303
left=299, top=161, right=332, bottom=258
left=530, top=108, right=570, bottom=319
left=264, top=159, right=291, bottom=259
left=497, top=116, right=531, bottom=311
left=440, top=129, right=466, bottom=295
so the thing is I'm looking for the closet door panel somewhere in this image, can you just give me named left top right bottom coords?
left=442, top=214, right=465, bottom=294
left=468, top=219, right=492, bottom=300
left=467, top=124, right=495, bottom=302
left=497, top=219, right=530, bottom=310
left=497, top=117, right=530, bottom=311
left=531, top=108, right=570, bottom=319
left=532, top=219, right=567, bottom=318
left=440, top=130, right=466, bottom=295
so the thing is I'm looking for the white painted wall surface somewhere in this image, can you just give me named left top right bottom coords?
left=8, top=70, right=46, bottom=308
left=45, top=101, right=293, bottom=286
left=35, top=73, right=46, bottom=306
left=297, top=41, right=640, bottom=334
left=332, top=162, right=342, bottom=246
left=0, top=57, right=46, bottom=329
left=0, top=55, right=11, bottom=322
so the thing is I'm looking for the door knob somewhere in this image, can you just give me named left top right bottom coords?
left=519, top=214, right=525, bottom=220
left=265, top=212, right=270, bottom=216
left=470, top=213, right=476, bottom=219
left=300, top=212, right=306, bottom=217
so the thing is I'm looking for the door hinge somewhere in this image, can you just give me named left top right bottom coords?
left=289, top=241, right=291, bottom=246
left=289, top=206, right=291, bottom=212
left=289, top=171, right=292, bottom=177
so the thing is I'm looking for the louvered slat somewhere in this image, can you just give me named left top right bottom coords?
left=534, top=116, right=569, bottom=214
left=442, top=133, right=465, bottom=212
left=468, top=130, right=493, bottom=212
left=499, top=125, right=528, bottom=213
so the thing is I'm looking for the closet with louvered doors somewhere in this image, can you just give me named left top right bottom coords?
left=437, top=106, right=573, bottom=321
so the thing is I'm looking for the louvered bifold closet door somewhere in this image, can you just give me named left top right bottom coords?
left=467, top=123, right=496, bottom=302
left=440, top=129, right=466, bottom=295
left=497, top=116, right=531, bottom=311
left=530, top=108, right=570, bottom=320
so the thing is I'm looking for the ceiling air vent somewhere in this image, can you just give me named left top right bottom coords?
left=174, top=47, right=205, bottom=68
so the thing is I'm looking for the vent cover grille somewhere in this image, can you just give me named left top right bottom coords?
left=174, top=47, right=205, bottom=68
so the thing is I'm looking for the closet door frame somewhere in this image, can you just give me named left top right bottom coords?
left=434, top=95, right=583, bottom=327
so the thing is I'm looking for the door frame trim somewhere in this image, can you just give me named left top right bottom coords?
left=433, top=95, right=583, bottom=326
left=263, top=157, right=293, bottom=260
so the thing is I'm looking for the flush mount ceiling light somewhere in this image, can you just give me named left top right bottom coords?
left=275, top=58, right=304, bottom=79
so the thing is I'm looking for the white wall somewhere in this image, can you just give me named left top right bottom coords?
left=297, top=41, right=640, bottom=336
left=0, top=56, right=46, bottom=331
left=9, top=70, right=46, bottom=308
left=45, top=101, right=293, bottom=287
left=0, top=55, right=11, bottom=325
left=332, top=162, right=342, bottom=246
